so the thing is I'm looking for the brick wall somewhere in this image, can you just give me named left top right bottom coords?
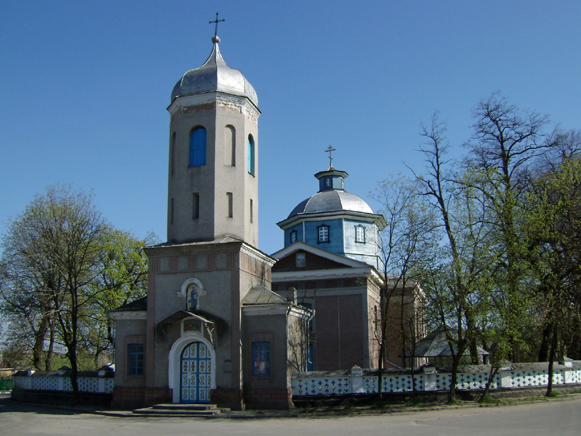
left=211, top=387, right=244, bottom=410
left=244, top=387, right=293, bottom=410
left=111, top=386, right=172, bottom=409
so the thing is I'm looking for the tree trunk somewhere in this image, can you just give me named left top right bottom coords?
left=448, top=355, right=460, bottom=403
left=479, top=366, right=499, bottom=402
left=545, top=327, right=558, bottom=396
left=538, top=323, right=552, bottom=362
left=44, top=322, right=55, bottom=371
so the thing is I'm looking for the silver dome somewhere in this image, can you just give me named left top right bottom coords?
left=288, top=190, right=374, bottom=219
left=171, top=41, right=258, bottom=107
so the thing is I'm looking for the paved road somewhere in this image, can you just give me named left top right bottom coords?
left=1, top=395, right=580, bottom=436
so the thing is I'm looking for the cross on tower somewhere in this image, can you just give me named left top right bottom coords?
left=325, top=145, right=336, bottom=169
left=209, top=12, right=225, bottom=39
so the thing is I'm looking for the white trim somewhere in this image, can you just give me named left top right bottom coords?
left=242, top=304, right=289, bottom=316
left=168, top=333, right=216, bottom=404
left=273, top=266, right=374, bottom=281
left=109, top=311, right=147, bottom=320
left=277, top=210, right=387, bottom=231
left=180, top=278, right=205, bottom=298
left=271, top=242, right=369, bottom=268
left=240, top=243, right=276, bottom=266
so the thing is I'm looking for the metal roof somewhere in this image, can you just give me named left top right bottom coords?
left=171, top=38, right=258, bottom=106
left=288, top=190, right=374, bottom=219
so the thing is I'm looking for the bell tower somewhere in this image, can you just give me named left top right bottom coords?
left=166, top=31, right=260, bottom=246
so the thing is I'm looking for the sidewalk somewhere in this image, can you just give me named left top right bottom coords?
left=5, top=391, right=581, bottom=419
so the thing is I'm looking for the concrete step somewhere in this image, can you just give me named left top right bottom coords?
left=132, top=403, right=229, bottom=417
left=151, top=403, right=227, bottom=411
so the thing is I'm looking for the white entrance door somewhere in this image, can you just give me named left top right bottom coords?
left=180, top=341, right=212, bottom=403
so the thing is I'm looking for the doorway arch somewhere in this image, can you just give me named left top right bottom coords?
left=168, top=334, right=215, bottom=403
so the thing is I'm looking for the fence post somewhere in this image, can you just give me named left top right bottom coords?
left=423, top=366, right=437, bottom=391
left=350, top=365, right=363, bottom=394
left=499, top=363, right=513, bottom=388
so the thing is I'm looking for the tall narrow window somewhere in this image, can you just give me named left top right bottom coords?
left=248, top=135, right=255, bottom=175
left=225, top=125, right=236, bottom=166
left=250, top=199, right=253, bottom=223
left=290, top=230, right=297, bottom=244
left=190, top=127, right=207, bottom=167
left=192, top=193, right=199, bottom=219
left=170, top=198, right=174, bottom=225
left=355, top=225, right=366, bottom=243
left=170, top=132, right=176, bottom=175
left=252, top=342, right=271, bottom=376
left=127, top=344, right=144, bottom=375
left=227, top=192, right=233, bottom=218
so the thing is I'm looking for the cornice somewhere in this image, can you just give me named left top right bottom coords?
left=277, top=210, right=386, bottom=231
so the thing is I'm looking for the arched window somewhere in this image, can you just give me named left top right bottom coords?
left=248, top=135, right=255, bottom=175
left=186, top=283, right=200, bottom=312
left=190, top=127, right=207, bottom=167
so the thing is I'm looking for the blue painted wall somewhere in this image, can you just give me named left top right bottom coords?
left=284, top=217, right=383, bottom=270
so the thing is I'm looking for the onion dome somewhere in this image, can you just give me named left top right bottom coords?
left=171, top=36, right=258, bottom=107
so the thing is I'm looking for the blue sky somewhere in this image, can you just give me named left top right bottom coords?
left=1, top=1, right=580, bottom=256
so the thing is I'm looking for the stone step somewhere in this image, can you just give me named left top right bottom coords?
left=132, top=403, right=230, bottom=417
left=151, top=403, right=225, bottom=411
left=133, top=408, right=220, bottom=416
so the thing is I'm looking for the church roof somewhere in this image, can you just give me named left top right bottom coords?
left=242, top=285, right=289, bottom=305
left=110, top=296, right=147, bottom=312
left=288, top=189, right=374, bottom=219
left=406, top=325, right=490, bottom=358
left=171, top=37, right=258, bottom=107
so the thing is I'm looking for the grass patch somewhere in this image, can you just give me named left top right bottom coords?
left=371, top=400, right=389, bottom=409
left=478, top=395, right=501, bottom=405
left=545, top=391, right=561, bottom=398
left=405, top=398, right=422, bottom=408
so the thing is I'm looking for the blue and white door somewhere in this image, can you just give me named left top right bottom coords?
left=180, top=342, right=212, bottom=403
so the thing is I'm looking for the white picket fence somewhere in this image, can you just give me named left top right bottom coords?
left=12, top=369, right=114, bottom=394
left=291, top=362, right=581, bottom=397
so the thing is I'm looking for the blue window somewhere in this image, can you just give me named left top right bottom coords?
left=252, top=342, right=270, bottom=376
left=248, top=135, right=255, bottom=175
left=290, top=230, right=297, bottom=244
left=190, top=127, right=207, bottom=167
left=127, top=344, right=144, bottom=375
left=318, top=225, right=329, bottom=243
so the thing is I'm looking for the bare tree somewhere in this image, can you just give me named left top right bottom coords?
left=372, top=175, right=436, bottom=397
left=415, top=113, right=495, bottom=402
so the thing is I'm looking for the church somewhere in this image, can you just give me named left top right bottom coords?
left=111, top=26, right=420, bottom=410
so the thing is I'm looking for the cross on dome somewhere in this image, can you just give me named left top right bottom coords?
left=325, top=145, right=336, bottom=170
left=209, top=12, right=225, bottom=42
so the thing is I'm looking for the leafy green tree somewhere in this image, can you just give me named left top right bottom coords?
left=0, top=184, right=150, bottom=402
left=524, top=134, right=581, bottom=394
left=463, top=92, right=553, bottom=361
left=80, top=229, right=153, bottom=367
